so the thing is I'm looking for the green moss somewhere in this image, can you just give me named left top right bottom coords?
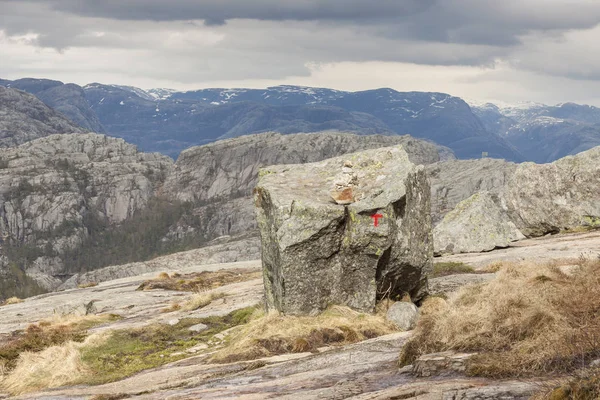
left=79, top=306, right=258, bottom=385
left=583, top=215, right=600, bottom=228
left=258, top=169, right=275, bottom=178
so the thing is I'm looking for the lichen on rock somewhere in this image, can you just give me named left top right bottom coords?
left=254, top=145, right=433, bottom=315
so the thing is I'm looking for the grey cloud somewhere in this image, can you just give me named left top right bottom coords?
left=1, top=0, right=434, bottom=24
left=2, top=0, right=600, bottom=89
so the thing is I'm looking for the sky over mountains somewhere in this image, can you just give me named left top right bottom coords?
left=2, top=1, right=600, bottom=104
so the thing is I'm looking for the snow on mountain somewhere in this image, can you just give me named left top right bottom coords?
left=147, top=88, right=179, bottom=101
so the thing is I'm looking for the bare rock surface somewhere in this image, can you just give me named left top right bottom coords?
left=255, top=145, right=432, bottom=314
left=163, top=131, right=452, bottom=242
left=429, top=146, right=600, bottom=254
left=433, top=191, right=525, bottom=255
left=59, top=235, right=260, bottom=289
left=427, top=158, right=517, bottom=226
left=505, top=146, right=600, bottom=236
left=0, top=259, right=262, bottom=335
left=3, top=230, right=594, bottom=399
left=441, top=230, right=600, bottom=269
left=166, top=131, right=452, bottom=204
left=0, top=133, right=172, bottom=291
left=0, top=86, right=87, bottom=148
left=429, top=273, right=496, bottom=296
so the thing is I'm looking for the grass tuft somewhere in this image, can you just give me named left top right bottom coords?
left=1, top=297, right=24, bottom=306
left=400, top=258, right=600, bottom=379
left=181, top=291, right=225, bottom=311
left=210, top=305, right=397, bottom=363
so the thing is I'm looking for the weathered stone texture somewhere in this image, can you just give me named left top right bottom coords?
left=433, top=192, right=525, bottom=255
left=254, top=145, right=433, bottom=315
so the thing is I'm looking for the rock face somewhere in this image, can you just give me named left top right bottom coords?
left=164, top=131, right=452, bottom=242
left=433, top=192, right=525, bottom=255
left=427, top=158, right=517, bottom=226
left=0, top=86, right=87, bottom=147
left=254, top=145, right=433, bottom=315
left=505, top=146, right=600, bottom=236
left=429, top=148, right=600, bottom=254
left=0, top=133, right=172, bottom=291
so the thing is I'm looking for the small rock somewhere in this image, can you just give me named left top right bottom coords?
left=386, top=302, right=419, bottom=331
left=330, top=187, right=354, bottom=205
left=186, top=343, right=209, bottom=353
left=167, top=318, right=180, bottom=326
left=413, top=351, right=475, bottom=377
left=590, top=358, right=600, bottom=367
left=189, top=323, right=209, bottom=333
left=342, top=166, right=353, bottom=174
left=343, top=160, right=353, bottom=168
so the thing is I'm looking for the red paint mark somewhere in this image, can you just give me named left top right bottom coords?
left=371, top=213, right=383, bottom=227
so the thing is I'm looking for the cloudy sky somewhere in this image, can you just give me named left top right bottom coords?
left=2, top=0, right=600, bottom=105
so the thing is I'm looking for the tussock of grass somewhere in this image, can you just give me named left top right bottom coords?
left=210, top=305, right=397, bottom=364
left=137, top=268, right=261, bottom=292
left=78, top=306, right=257, bottom=385
left=432, top=262, right=476, bottom=277
left=1, top=297, right=24, bottom=306
left=0, top=313, right=119, bottom=373
left=541, top=368, right=600, bottom=399
left=181, top=291, right=225, bottom=311
left=0, top=333, right=108, bottom=395
left=400, top=258, right=600, bottom=378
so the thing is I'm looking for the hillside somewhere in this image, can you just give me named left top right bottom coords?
left=1, top=79, right=521, bottom=161
left=471, top=101, right=600, bottom=163
left=0, top=86, right=87, bottom=147
left=0, top=131, right=452, bottom=299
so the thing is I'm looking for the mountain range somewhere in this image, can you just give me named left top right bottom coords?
left=2, top=78, right=600, bottom=163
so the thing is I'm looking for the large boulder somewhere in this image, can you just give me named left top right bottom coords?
left=254, top=145, right=433, bottom=315
left=433, top=191, right=525, bottom=255
left=505, top=147, right=600, bottom=236
left=426, top=158, right=517, bottom=226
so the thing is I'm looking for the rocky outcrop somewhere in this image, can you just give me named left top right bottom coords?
left=165, top=131, right=452, bottom=204
left=164, top=131, right=453, bottom=243
left=0, top=86, right=87, bottom=147
left=505, top=146, right=600, bottom=236
left=429, top=147, right=600, bottom=254
left=0, top=133, right=172, bottom=290
left=254, top=145, right=433, bottom=315
left=433, top=192, right=525, bottom=255
left=427, top=158, right=517, bottom=226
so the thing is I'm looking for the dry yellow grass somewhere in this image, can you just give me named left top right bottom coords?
left=400, top=257, right=600, bottom=378
left=211, top=305, right=397, bottom=363
left=0, top=312, right=120, bottom=394
left=181, top=291, right=225, bottom=311
left=0, top=332, right=109, bottom=395
left=1, top=297, right=23, bottom=306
